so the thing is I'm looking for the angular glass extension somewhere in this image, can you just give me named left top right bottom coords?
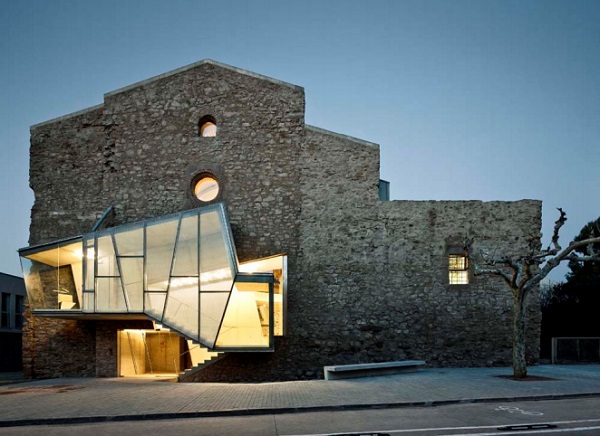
left=19, top=203, right=286, bottom=351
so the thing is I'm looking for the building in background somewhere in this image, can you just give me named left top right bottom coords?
left=0, top=273, right=26, bottom=372
left=19, top=60, right=541, bottom=382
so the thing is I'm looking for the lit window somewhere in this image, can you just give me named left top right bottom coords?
left=194, top=176, right=219, bottom=202
left=449, top=255, right=469, bottom=285
left=199, top=115, right=217, bottom=137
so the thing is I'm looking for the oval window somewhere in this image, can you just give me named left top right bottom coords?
left=194, top=176, right=219, bottom=202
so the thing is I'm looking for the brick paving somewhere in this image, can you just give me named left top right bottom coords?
left=0, top=365, right=599, bottom=426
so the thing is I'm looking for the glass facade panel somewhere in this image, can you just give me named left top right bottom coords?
left=96, top=277, right=126, bottom=312
left=146, top=218, right=179, bottom=291
left=83, top=239, right=94, bottom=291
left=172, top=215, right=198, bottom=277
left=114, top=226, right=144, bottom=256
left=19, top=240, right=83, bottom=310
left=239, top=255, right=286, bottom=336
left=215, top=281, right=270, bottom=348
left=200, top=211, right=234, bottom=292
left=200, top=291, right=229, bottom=347
left=97, top=235, right=118, bottom=277
left=19, top=204, right=280, bottom=351
left=145, top=292, right=166, bottom=320
left=83, top=292, right=94, bottom=312
left=164, top=277, right=199, bottom=341
left=119, top=257, right=144, bottom=311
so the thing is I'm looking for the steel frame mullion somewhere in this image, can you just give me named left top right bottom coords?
left=161, top=213, right=183, bottom=322
left=197, top=210, right=202, bottom=343
left=112, top=233, right=130, bottom=312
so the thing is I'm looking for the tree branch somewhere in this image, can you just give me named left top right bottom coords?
left=547, top=207, right=567, bottom=253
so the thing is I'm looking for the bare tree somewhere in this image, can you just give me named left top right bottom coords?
left=465, top=209, right=600, bottom=378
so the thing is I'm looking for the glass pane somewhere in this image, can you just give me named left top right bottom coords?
left=172, top=215, right=198, bottom=276
left=163, top=277, right=198, bottom=341
left=97, top=235, right=119, bottom=277
left=119, top=257, right=144, bottom=311
left=83, top=292, right=95, bottom=312
left=114, top=226, right=144, bottom=256
left=239, top=256, right=286, bottom=336
left=449, top=255, right=467, bottom=270
left=200, top=211, right=234, bottom=291
left=96, top=277, right=127, bottom=311
left=144, top=292, right=167, bottom=320
left=146, top=218, right=179, bottom=290
left=449, top=270, right=469, bottom=285
left=200, top=291, right=229, bottom=347
left=20, top=258, right=81, bottom=310
left=83, top=238, right=94, bottom=291
left=215, top=284, right=269, bottom=348
left=20, top=241, right=83, bottom=311
left=20, top=257, right=48, bottom=310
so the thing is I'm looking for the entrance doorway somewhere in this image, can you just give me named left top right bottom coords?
left=118, top=329, right=186, bottom=377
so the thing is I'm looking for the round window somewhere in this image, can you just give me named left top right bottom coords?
left=194, top=176, right=219, bottom=202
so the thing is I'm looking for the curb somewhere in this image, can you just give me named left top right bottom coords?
left=1, top=392, right=600, bottom=428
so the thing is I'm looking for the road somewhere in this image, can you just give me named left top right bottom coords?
left=1, top=397, right=599, bottom=435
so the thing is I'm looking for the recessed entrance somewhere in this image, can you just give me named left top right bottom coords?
left=118, top=329, right=188, bottom=378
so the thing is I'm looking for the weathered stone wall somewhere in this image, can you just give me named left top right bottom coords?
left=29, top=106, right=108, bottom=243
left=26, top=61, right=542, bottom=381
left=26, top=61, right=306, bottom=380
left=21, top=304, right=96, bottom=379
left=288, top=127, right=541, bottom=374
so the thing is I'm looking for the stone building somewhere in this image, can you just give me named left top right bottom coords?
left=19, top=60, right=541, bottom=381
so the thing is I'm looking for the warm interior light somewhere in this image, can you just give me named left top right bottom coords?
left=200, top=122, right=217, bottom=137
left=194, top=177, right=219, bottom=202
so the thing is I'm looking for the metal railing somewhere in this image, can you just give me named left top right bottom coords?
left=551, top=337, right=600, bottom=364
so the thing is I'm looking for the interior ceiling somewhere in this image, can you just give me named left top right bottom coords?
left=26, top=242, right=83, bottom=267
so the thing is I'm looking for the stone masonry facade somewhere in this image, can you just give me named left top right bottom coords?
left=25, top=60, right=541, bottom=381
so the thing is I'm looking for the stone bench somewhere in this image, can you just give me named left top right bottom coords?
left=324, top=360, right=426, bottom=380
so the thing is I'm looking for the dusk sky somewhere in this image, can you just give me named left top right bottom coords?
left=1, top=0, right=599, bottom=282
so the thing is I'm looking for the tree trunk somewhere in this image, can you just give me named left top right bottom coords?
left=512, top=292, right=527, bottom=378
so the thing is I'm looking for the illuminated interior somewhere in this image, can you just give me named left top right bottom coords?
left=20, top=240, right=84, bottom=310
left=200, top=121, right=217, bottom=137
left=19, top=203, right=286, bottom=351
left=194, top=177, right=219, bottom=202
left=448, top=254, right=469, bottom=285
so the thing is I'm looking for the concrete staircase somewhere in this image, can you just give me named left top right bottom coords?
left=178, top=339, right=225, bottom=382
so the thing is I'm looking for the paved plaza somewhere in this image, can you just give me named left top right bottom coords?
left=0, top=365, right=599, bottom=427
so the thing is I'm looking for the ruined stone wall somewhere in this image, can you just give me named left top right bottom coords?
left=26, top=61, right=542, bottom=381
left=21, top=304, right=96, bottom=379
left=289, top=127, right=541, bottom=374
left=26, top=61, right=305, bottom=380
left=98, top=62, right=305, bottom=262
left=29, top=106, right=107, bottom=243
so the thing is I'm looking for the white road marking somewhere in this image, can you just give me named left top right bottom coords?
left=438, top=425, right=600, bottom=435
left=284, top=418, right=600, bottom=436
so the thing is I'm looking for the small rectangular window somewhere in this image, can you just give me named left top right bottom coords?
left=15, top=295, right=24, bottom=329
left=449, top=255, right=469, bottom=285
left=1, top=293, right=10, bottom=328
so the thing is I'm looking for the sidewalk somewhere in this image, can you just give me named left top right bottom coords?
left=0, top=365, right=599, bottom=427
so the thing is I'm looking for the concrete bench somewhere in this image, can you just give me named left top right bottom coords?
left=324, top=360, right=426, bottom=380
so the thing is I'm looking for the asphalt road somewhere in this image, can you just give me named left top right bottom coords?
left=1, top=397, right=599, bottom=435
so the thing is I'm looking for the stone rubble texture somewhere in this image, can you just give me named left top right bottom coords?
left=25, top=60, right=541, bottom=381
